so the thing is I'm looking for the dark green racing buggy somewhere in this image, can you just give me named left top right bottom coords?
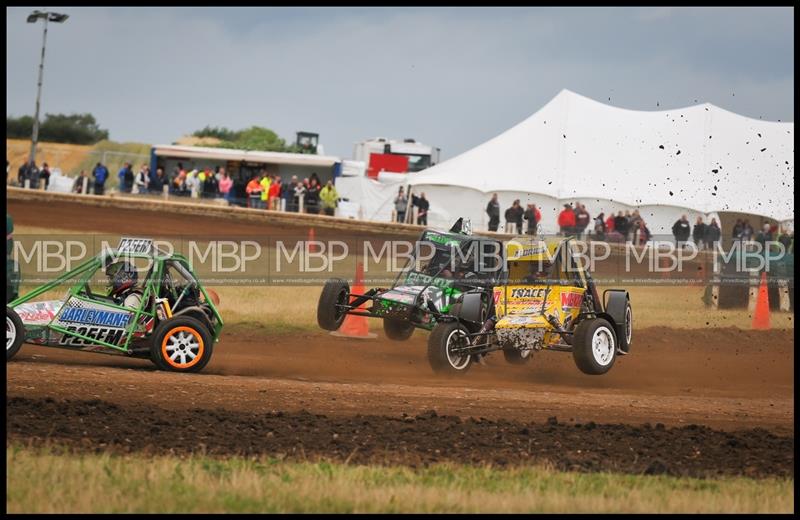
left=317, top=219, right=502, bottom=340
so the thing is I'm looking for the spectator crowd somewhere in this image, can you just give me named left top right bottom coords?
left=69, top=161, right=343, bottom=216
left=481, top=193, right=793, bottom=251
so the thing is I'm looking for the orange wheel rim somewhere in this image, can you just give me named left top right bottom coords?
left=161, top=326, right=204, bottom=369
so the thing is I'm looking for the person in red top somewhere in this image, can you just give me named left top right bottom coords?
left=557, top=204, right=576, bottom=236
left=605, top=214, right=615, bottom=233
left=268, top=176, right=282, bottom=210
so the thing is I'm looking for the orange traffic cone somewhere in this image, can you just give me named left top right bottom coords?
left=307, top=227, right=319, bottom=253
left=331, top=262, right=376, bottom=339
left=752, top=272, right=771, bottom=330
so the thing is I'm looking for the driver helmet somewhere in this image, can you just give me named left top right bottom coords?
left=106, top=260, right=138, bottom=296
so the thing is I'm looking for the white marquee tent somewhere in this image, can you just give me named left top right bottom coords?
left=401, top=89, right=793, bottom=235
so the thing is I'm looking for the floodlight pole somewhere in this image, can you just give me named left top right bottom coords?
left=29, top=15, right=49, bottom=165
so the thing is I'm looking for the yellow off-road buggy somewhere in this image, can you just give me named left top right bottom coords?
left=427, top=236, right=631, bottom=375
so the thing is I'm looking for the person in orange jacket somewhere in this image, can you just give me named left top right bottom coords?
left=245, top=174, right=263, bottom=209
left=557, top=204, right=576, bottom=236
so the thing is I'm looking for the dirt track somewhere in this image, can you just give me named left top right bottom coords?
left=7, top=327, right=794, bottom=432
left=6, top=326, right=795, bottom=478
left=6, top=196, right=795, bottom=477
left=7, top=396, right=793, bottom=479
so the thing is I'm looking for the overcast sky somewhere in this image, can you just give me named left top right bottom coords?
left=6, top=6, right=794, bottom=159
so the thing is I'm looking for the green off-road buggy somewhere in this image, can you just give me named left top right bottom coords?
left=317, top=219, right=503, bottom=340
left=6, top=237, right=224, bottom=372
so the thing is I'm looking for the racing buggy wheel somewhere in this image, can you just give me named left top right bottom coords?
left=7, top=307, right=24, bottom=361
left=150, top=316, right=214, bottom=373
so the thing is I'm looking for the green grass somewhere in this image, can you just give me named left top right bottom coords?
left=5, top=446, right=793, bottom=513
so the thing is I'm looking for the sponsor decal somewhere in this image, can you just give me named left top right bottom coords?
left=405, top=271, right=453, bottom=289
left=560, top=292, right=583, bottom=309
left=59, top=307, right=132, bottom=328
left=510, top=243, right=547, bottom=259
left=423, top=233, right=463, bottom=247
left=117, top=237, right=153, bottom=255
left=59, top=326, right=125, bottom=347
left=380, top=290, right=417, bottom=305
left=510, top=287, right=547, bottom=299
left=14, top=301, right=63, bottom=324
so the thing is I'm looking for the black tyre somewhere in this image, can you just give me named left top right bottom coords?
left=150, top=316, right=214, bottom=373
left=317, top=278, right=350, bottom=331
left=6, top=307, right=24, bottom=361
left=618, top=301, right=632, bottom=353
left=383, top=318, right=415, bottom=341
left=503, top=348, right=532, bottom=365
left=427, top=322, right=472, bottom=375
left=572, top=318, right=617, bottom=375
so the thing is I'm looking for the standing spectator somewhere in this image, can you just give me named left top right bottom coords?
left=505, top=200, right=524, bottom=234
left=218, top=168, right=233, bottom=204
left=777, top=227, right=793, bottom=252
left=634, top=220, right=651, bottom=245
left=413, top=192, right=430, bottom=226
left=605, top=213, right=615, bottom=234
left=692, top=216, right=706, bottom=250
left=72, top=170, right=90, bottom=194
left=755, top=223, right=771, bottom=249
left=134, top=165, right=149, bottom=194
left=150, top=167, right=165, bottom=194
left=319, top=180, right=339, bottom=216
left=268, top=176, right=282, bottom=210
left=202, top=168, right=219, bottom=198
left=394, top=186, right=408, bottom=223
left=629, top=210, right=643, bottom=235
left=557, top=204, right=576, bottom=236
left=594, top=213, right=607, bottom=239
left=185, top=169, right=201, bottom=197
left=172, top=163, right=185, bottom=186
left=741, top=220, right=754, bottom=241
left=622, top=210, right=634, bottom=241
left=486, top=194, right=501, bottom=231
left=293, top=177, right=307, bottom=212
left=613, top=211, right=627, bottom=239
left=705, top=218, right=721, bottom=249
left=246, top=174, right=263, bottom=208
left=523, top=204, right=538, bottom=236
left=575, top=204, right=591, bottom=239
left=172, top=169, right=188, bottom=196
left=17, top=161, right=31, bottom=186
left=92, top=162, right=108, bottom=195
left=259, top=170, right=271, bottom=209
left=732, top=219, right=744, bottom=241
left=281, top=176, right=296, bottom=211
left=26, top=161, right=41, bottom=189
left=306, top=177, right=321, bottom=214
left=118, top=162, right=134, bottom=193
left=38, top=162, right=51, bottom=190
left=671, top=214, right=691, bottom=248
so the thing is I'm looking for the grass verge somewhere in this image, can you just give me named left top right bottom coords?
left=5, top=445, right=793, bottom=513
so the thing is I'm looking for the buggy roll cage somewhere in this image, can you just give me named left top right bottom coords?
left=7, top=250, right=224, bottom=353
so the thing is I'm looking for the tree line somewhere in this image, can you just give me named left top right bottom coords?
left=7, top=113, right=109, bottom=145
left=192, top=125, right=305, bottom=153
